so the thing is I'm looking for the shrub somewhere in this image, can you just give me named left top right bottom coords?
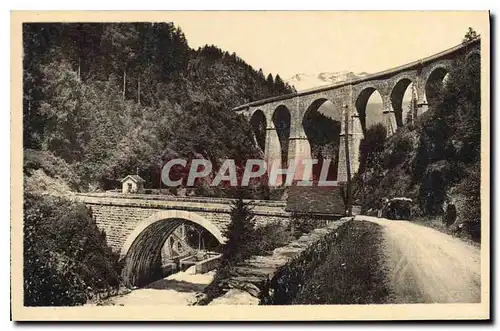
left=253, top=222, right=294, bottom=255
left=23, top=193, right=121, bottom=306
left=24, top=149, right=81, bottom=190
left=453, top=162, right=481, bottom=241
left=289, top=213, right=318, bottom=238
left=268, top=187, right=286, bottom=200
left=193, top=183, right=215, bottom=197
left=358, top=124, right=387, bottom=175
left=385, top=133, right=413, bottom=169
left=202, top=197, right=257, bottom=302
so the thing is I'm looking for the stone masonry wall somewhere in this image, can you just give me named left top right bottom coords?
left=78, top=194, right=290, bottom=253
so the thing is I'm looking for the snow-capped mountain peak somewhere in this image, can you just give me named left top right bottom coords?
left=286, top=71, right=369, bottom=91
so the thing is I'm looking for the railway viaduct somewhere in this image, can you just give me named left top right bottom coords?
left=234, top=38, right=480, bottom=182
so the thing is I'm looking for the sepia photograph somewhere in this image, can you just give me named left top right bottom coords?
left=11, top=10, right=490, bottom=321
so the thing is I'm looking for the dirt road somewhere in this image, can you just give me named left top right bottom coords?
left=356, top=216, right=481, bottom=303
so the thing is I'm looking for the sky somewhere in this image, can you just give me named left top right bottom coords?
left=163, top=11, right=488, bottom=78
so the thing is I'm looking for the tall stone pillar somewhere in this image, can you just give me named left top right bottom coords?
left=415, top=75, right=428, bottom=116
left=338, top=105, right=363, bottom=182
left=287, top=98, right=312, bottom=182
left=288, top=136, right=312, bottom=182
left=264, top=124, right=283, bottom=186
left=350, top=112, right=363, bottom=175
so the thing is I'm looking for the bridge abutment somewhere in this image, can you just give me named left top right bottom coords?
left=416, top=76, right=429, bottom=115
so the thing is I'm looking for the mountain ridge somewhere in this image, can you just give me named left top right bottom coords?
left=285, top=71, right=369, bottom=91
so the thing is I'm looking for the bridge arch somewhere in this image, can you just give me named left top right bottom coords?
left=424, top=65, right=450, bottom=108
left=120, top=210, right=225, bottom=287
left=355, top=87, right=384, bottom=133
left=272, top=105, right=291, bottom=170
left=302, top=98, right=341, bottom=180
left=390, top=78, right=415, bottom=127
left=250, top=109, right=267, bottom=152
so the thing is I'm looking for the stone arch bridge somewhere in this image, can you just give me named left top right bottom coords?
left=234, top=38, right=480, bottom=182
left=75, top=193, right=289, bottom=286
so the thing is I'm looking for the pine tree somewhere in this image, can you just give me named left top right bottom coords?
left=274, top=74, right=285, bottom=95
left=266, top=73, right=275, bottom=96
left=202, top=194, right=257, bottom=302
left=462, top=27, right=478, bottom=44
left=222, top=195, right=257, bottom=265
left=100, top=23, right=139, bottom=99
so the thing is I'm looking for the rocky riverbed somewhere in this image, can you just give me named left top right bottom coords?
left=95, top=267, right=215, bottom=306
left=90, top=220, right=350, bottom=306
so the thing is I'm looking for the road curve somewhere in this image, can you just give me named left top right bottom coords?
left=356, top=215, right=481, bottom=303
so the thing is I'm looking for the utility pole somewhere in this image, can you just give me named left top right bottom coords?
left=159, top=163, right=162, bottom=194
left=344, top=104, right=352, bottom=216
left=411, top=82, right=418, bottom=124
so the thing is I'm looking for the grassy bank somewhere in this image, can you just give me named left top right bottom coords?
left=412, top=216, right=481, bottom=248
left=262, top=220, right=391, bottom=305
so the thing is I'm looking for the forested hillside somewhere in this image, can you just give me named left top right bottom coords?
left=22, top=23, right=295, bottom=306
left=23, top=23, right=294, bottom=192
left=353, top=34, right=481, bottom=241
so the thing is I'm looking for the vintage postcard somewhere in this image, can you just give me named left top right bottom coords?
left=11, top=11, right=490, bottom=321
